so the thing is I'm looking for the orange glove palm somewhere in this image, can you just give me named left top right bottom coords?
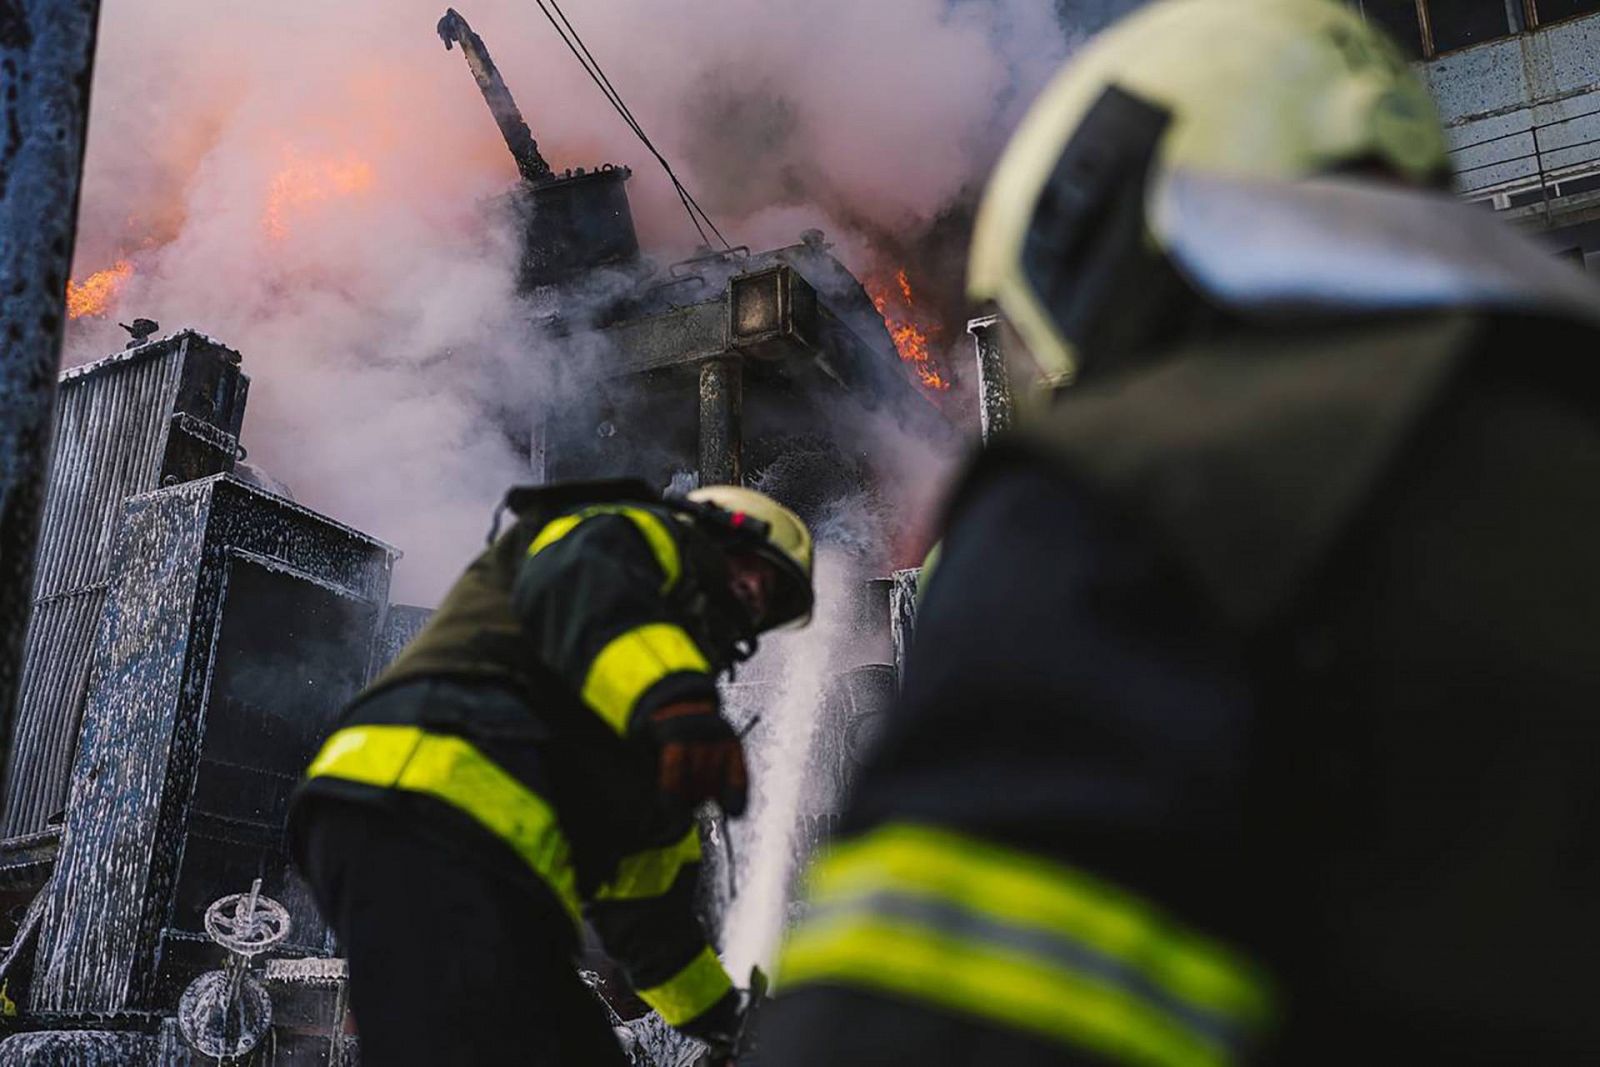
left=646, top=701, right=749, bottom=817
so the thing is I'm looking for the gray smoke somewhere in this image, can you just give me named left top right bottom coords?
left=64, top=0, right=1076, bottom=602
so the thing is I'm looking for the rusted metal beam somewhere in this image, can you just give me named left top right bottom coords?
left=0, top=0, right=102, bottom=777
left=697, top=355, right=743, bottom=486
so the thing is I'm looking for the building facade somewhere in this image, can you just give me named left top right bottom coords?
left=1355, top=0, right=1600, bottom=258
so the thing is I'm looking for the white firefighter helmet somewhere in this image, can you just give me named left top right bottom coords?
left=968, top=0, right=1449, bottom=382
left=686, top=485, right=815, bottom=629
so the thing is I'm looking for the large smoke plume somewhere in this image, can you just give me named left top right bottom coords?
left=67, top=0, right=1080, bottom=601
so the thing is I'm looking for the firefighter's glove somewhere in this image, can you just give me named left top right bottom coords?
left=683, top=988, right=743, bottom=1065
left=645, top=701, right=748, bottom=817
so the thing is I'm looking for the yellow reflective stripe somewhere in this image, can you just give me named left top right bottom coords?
left=807, top=824, right=1268, bottom=1023
left=305, top=725, right=581, bottom=925
left=581, top=623, right=710, bottom=736
left=595, top=827, right=702, bottom=901
left=527, top=506, right=682, bottom=592
left=777, top=824, right=1271, bottom=1067
left=636, top=946, right=732, bottom=1027
left=307, top=723, right=421, bottom=785
left=781, top=913, right=1225, bottom=1067
left=527, top=513, right=584, bottom=557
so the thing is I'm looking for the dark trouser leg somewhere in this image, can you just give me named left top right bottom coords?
left=761, top=986, right=1098, bottom=1067
left=299, top=799, right=630, bottom=1067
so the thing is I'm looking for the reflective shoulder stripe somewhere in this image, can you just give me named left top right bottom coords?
left=582, top=623, right=710, bottom=736
left=636, top=945, right=733, bottom=1027
left=305, top=725, right=581, bottom=926
left=306, top=723, right=422, bottom=785
left=778, top=823, right=1272, bottom=1067
left=527, top=505, right=682, bottom=593
left=595, top=827, right=702, bottom=902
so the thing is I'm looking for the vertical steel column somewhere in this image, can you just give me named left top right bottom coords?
left=967, top=314, right=1015, bottom=443
left=697, top=355, right=743, bottom=486
left=0, top=0, right=102, bottom=767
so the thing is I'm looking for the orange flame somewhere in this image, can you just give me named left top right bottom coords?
left=868, top=268, right=950, bottom=391
left=66, top=260, right=134, bottom=319
left=262, top=150, right=375, bottom=240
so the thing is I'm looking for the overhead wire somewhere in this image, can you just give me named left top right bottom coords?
left=530, top=0, right=734, bottom=251
left=537, top=0, right=706, bottom=232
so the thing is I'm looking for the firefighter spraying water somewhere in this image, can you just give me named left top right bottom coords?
left=290, top=482, right=812, bottom=1064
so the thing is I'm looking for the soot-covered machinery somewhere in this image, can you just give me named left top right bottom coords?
left=0, top=13, right=950, bottom=1065
left=0, top=334, right=403, bottom=1065
left=438, top=7, right=948, bottom=512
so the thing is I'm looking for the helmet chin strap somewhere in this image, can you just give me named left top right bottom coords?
left=731, top=633, right=760, bottom=664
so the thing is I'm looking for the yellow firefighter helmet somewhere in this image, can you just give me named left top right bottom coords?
left=968, top=0, right=1449, bottom=382
left=686, top=485, right=815, bottom=629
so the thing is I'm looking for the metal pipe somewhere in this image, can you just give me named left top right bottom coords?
left=697, top=355, right=743, bottom=486
left=0, top=0, right=102, bottom=782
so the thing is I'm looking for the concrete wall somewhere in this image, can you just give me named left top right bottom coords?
left=1419, top=11, right=1600, bottom=196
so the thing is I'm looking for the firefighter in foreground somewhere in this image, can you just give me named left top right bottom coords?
left=764, top=0, right=1600, bottom=1063
left=289, top=481, right=812, bottom=1065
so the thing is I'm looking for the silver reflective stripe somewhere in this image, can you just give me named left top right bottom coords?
left=1154, top=171, right=1600, bottom=325
left=802, top=889, right=1244, bottom=1050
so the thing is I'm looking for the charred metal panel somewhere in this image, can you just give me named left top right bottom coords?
left=521, top=167, right=641, bottom=289
left=3, top=332, right=247, bottom=841
left=29, top=482, right=210, bottom=1013
left=595, top=300, right=728, bottom=377
left=0, top=1030, right=162, bottom=1066
left=858, top=578, right=895, bottom=667
left=158, top=551, right=379, bottom=1001
left=31, top=476, right=394, bottom=1014
left=809, top=664, right=895, bottom=816
left=544, top=371, right=699, bottom=490
left=374, top=604, right=434, bottom=673
left=889, top=567, right=920, bottom=689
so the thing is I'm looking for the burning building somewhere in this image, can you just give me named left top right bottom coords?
left=0, top=10, right=953, bottom=1064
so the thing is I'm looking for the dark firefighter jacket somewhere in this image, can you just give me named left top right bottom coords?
left=289, top=482, right=741, bottom=1034
left=769, top=310, right=1600, bottom=1066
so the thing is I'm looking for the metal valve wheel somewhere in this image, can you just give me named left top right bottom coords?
left=204, top=880, right=291, bottom=957
left=178, top=969, right=273, bottom=1060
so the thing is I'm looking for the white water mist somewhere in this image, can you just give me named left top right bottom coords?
left=720, top=549, right=855, bottom=980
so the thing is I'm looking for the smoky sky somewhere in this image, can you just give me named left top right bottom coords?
left=1054, top=0, right=1152, bottom=34
left=64, top=0, right=1090, bottom=603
